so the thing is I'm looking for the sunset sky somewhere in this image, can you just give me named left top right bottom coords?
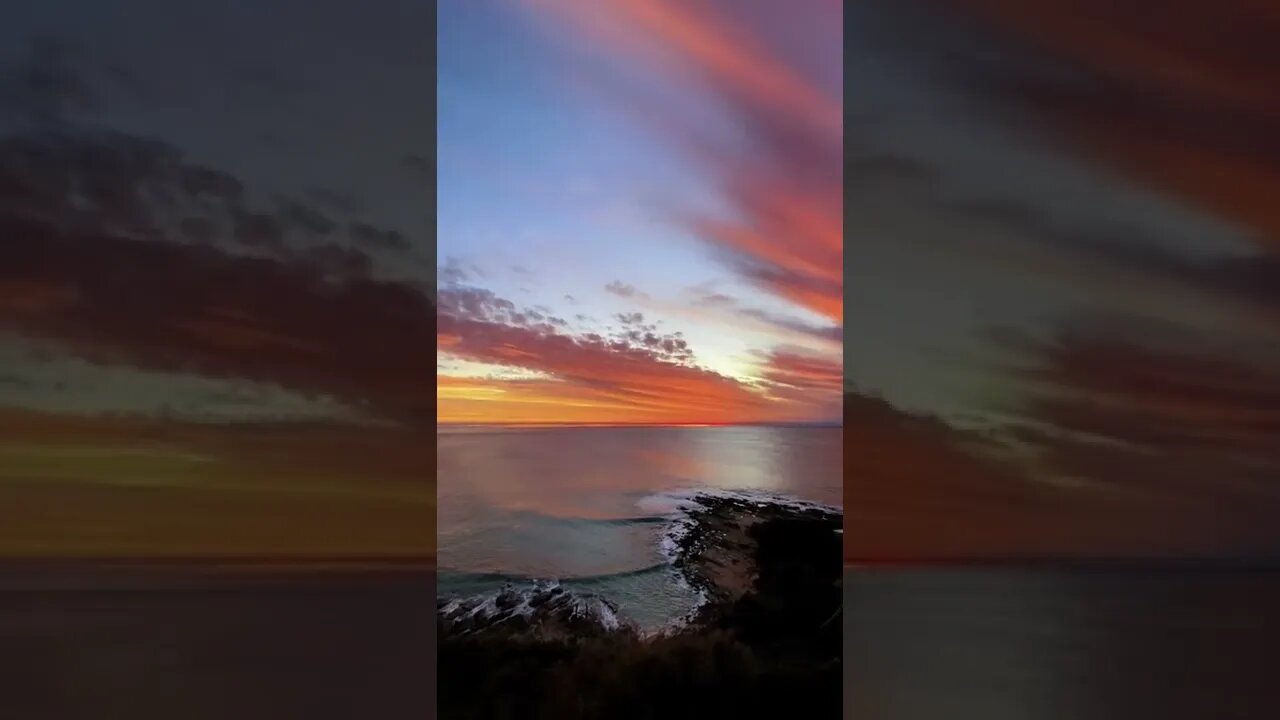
left=847, top=0, right=1280, bottom=559
left=0, top=0, right=434, bottom=556
left=6, top=0, right=1278, bottom=561
left=436, top=0, right=843, bottom=425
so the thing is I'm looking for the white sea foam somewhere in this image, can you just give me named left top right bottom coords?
left=638, top=487, right=842, bottom=518
left=438, top=579, right=627, bottom=635
left=441, top=489, right=842, bottom=639
left=645, top=487, right=840, bottom=565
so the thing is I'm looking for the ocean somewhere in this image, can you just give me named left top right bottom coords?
left=436, top=425, right=843, bottom=631
left=0, top=564, right=434, bottom=719
left=846, top=568, right=1280, bottom=719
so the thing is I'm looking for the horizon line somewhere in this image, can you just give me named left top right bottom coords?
left=437, top=420, right=844, bottom=429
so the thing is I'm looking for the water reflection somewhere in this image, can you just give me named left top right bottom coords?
left=437, top=426, right=841, bottom=525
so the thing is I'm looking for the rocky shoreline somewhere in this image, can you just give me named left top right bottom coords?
left=438, top=492, right=843, bottom=718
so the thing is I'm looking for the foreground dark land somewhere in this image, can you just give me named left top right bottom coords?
left=438, top=496, right=843, bottom=719
left=0, top=562, right=434, bottom=719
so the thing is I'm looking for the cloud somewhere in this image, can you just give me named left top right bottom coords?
left=0, top=212, right=439, bottom=424
left=686, top=286, right=840, bottom=348
left=691, top=290, right=736, bottom=308
left=0, top=127, right=420, bottom=272
left=847, top=305, right=1280, bottom=560
left=899, top=0, right=1280, bottom=254
left=437, top=282, right=840, bottom=423
left=0, top=127, right=439, bottom=426
left=1023, top=327, right=1280, bottom=545
left=1, top=36, right=99, bottom=127
left=844, top=391, right=1063, bottom=561
left=348, top=221, right=410, bottom=252
left=276, top=197, right=337, bottom=236
left=1005, top=323, right=1280, bottom=476
left=439, top=257, right=469, bottom=285
left=306, top=186, right=364, bottom=215
left=604, top=280, right=646, bottom=298
left=842, top=138, right=1280, bottom=342
left=529, top=0, right=842, bottom=324
left=738, top=307, right=842, bottom=344
left=755, top=350, right=842, bottom=418
left=400, top=153, right=431, bottom=185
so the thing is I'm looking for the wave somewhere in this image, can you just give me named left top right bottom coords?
left=518, top=513, right=668, bottom=527
left=438, top=562, right=670, bottom=591
left=637, top=487, right=842, bottom=564
left=637, top=487, right=843, bottom=517
left=438, top=579, right=626, bottom=637
left=439, top=488, right=843, bottom=638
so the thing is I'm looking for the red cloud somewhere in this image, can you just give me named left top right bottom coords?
left=528, top=0, right=843, bottom=324
left=847, top=319, right=1280, bottom=561
left=929, top=0, right=1280, bottom=254
left=438, top=286, right=770, bottom=423
left=0, top=212, right=438, bottom=425
left=437, top=285, right=841, bottom=424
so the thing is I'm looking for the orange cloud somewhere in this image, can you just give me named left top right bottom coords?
left=437, top=286, right=838, bottom=424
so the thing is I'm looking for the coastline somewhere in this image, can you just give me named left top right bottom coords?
left=437, top=492, right=843, bottom=717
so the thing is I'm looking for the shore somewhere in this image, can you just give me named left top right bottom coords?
left=437, top=493, right=843, bottom=718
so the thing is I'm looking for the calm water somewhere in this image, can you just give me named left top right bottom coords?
left=436, top=425, right=842, bottom=629
left=0, top=568, right=434, bottom=719
left=847, top=569, right=1280, bottom=720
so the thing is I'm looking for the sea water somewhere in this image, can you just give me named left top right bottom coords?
left=436, top=425, right=842, bottom=631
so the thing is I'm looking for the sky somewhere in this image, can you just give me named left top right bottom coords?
left=436, top=0, right=843, bottom=426
left=0, top=0, right=434, bottom=557
left=5, top=0, right=1276, bottom=561
left=846, top=0, right=1280, bottom=559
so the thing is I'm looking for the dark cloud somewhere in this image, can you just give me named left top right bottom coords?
left=347, top=221, right=410, bottom=252
left=306, top=186, right=364, bottom=215
left=737, top=307, right=842, bottom=344
left=846, top=153, right=937, bottom=188
left=1, top=208, right=437, bottom=423
left=892, top=0, right=1280, bottom=254
left=400, top=153, right=431, bottom=185
left=178, top=216, right=215, bottom=244
left=604, top=280, right=644, bottom=298
left=842, top=136, right=1280, bottom=334
left=2, top=36, right=99, bottom=127
left=0, top=124, right=439, bottom=425
left=848, top=304, right=1280, bottom=560
left=231, top=209, right=285, bottom=250
left=1008, top=324, right=1280, bottom=471
left=276, top=197, right=337, bottom=236
left=690, top=289, right=736, bottom=308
